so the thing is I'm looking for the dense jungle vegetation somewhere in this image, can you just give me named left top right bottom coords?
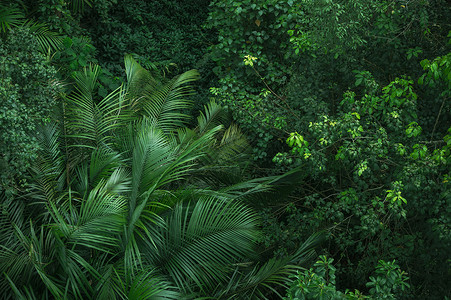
left=0, top=0, right=450, bottom=299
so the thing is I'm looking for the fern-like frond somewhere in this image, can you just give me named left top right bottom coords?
left=0, top=4, right=23, bottom=33
left=144, top=197, right=261, bottom=294
left=22, top=20, right=63, bottom=53
left=122, top=124, right=222, bottom=275
left=29, top=123, right=66, bottom=209
left=87, top=147, right=125, bottom=192
left=127, top=269, right=182, bottom=299
left=124, top=54, right=160, bottom=102
left=66, top=65, right=126, bottom=148
left=49, top=180, right=126, bottom=253
left=213, top=257, right=297, bottom=299
left=1, top=223, right=64, bottom=299
left=140, top=69, right=200, bottom=132
left=211, top=233, right=322, bottom=299
left=196, top=99, right=228, bottom=134
left=121, top=123, right=175, bottom=273
left=124, top=54, right=200, bottom=132
left=68, top=0, right=92, bottom=14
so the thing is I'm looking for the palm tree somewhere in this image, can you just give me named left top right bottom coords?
left=0, top=55, right=320, bottom=299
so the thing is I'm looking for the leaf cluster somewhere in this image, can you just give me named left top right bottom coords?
left=0, top=56, right=322, bottom=299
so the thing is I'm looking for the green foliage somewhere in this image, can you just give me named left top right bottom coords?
left=32, top=0, right=86, bottom=36
left=208, top=1, right=451, bottom=297
left=2, top=0, right=450, bottom=298
left=0, top=56, right=319, bottom=299
left=48, top=34, right=121, bottom=98
left=0, top=1, right=64, bottom=53
left=0, top=27, right=59, bottom=192
left=207, top=0, right=451, bottom=163
left=286, top=0, right=373, bottom=56
left=366, top=260, right=410, bottom=299
left=83, top=0, right=212, bottom=75
left=207, top=0, right=302, bottom=162
left=0, top=3, right=23, bottom=33
left=51, top=36, right=97, bottom=77
left=73, top=0, right=216, bottom=115
left=285, top=256, right=410, bottom=299
left=274, top=72, right=450, bottom=297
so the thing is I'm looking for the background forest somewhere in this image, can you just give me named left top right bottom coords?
left=0, top=0, right=450, bottom=299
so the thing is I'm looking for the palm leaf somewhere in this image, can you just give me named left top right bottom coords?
left=211, top=233, right=323, bottom=299
left=66, top=65, right=127, bottom=148
left=68, top=0, right=92, bottom=14
left=22, top=20, right=63, bottom=53
left=125, top=54, right=161, bottom=101
left=144, top=197, right=261, bottom=294
left=54, top=243, right=96, bottom=298
left=122, top=124, right=221, bottom=274
left=95, top=264, right=120, bottom=300
left=196, top=99, right=228, bottom=134
left=29, top=123, right=66, bottom=213
left=194, top=168, right=303, bottom=205
left=218, top=124, right=249, bottom=159
left=2, top=223, right=65, bottom=299
left=212, top=258, right=297, bottom=299
left=0, top=4, right=23, bottom=33
left=124, top=54, right=200, bottom=132
left=122, top=123, right=175, bottom=273
left=49, top=180, right=126, bottom=253
left=72, top=146, right=127, bottom=196
left=127, top=269, right=182, bottom=300
left=141, top=69, right=200, bottom=132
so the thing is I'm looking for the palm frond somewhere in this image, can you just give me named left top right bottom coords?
left=29, top=123, right=66, bottom=210
left=291, top=232, right=325, bottom=264
left=122, top=124, right=221, bottom=274
left=233, top=168, right=307, bottom=206
left=127, top=269, right=182, bottom=300
left=22, top=20, right=63, bottom=53
left=124, top=54, right=200, bottom=132
left=54, top=244, right=96, bottom=298
left=68, top=0, right=92, bottom=14
left=127, top=124, right=174, bottom=214
left=95, top=264, right=120, bottom=300
left=125, top=122, right=220, bottom=230
left=0, top=242, right=33, bottom=295
left=197, top=123, right=250, bottom=175
left=211, top=233, right=323, bottom=299
left=159, top=125, right=222, bottom=187
left=2, top=223, right=65, bottom=299
left=196, top=100, right=228, bottom=134
left=213, top=257, right=297, bottom=299
left=199, top=168, right=300, bottom=203
left=124, top=54, right=161, bottom=106
left=66, top=65, right=127, bottom=148
left=219, top=124, right=249, bottom=157
left=88, top=147, right=125, bottom=191
left=144, top=197, right=261, bottom=294
left=141, top=69, right=200, bottom=132
left=49, top=180, right=126, bottom=253
left=0, top=4, right=23, bottom=33
left=122, top=124, right=175, bottom=273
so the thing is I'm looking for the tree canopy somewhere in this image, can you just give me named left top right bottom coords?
left=1, top=0, right=450, bottom=299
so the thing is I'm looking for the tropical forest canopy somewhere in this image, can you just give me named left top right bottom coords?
left=0, top=0, right=450, bottom=299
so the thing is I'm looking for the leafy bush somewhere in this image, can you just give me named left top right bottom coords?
left=207, top=1, right=451, bottom=297
left=83, top=0, right=212, bottom=75
left=285, top=256, right=410, bottom=299
left=207, top=0, right=451, bottom=163
left=0, top=27, right=59, bottom=192
left=273, top=72, right=450, bottom=297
